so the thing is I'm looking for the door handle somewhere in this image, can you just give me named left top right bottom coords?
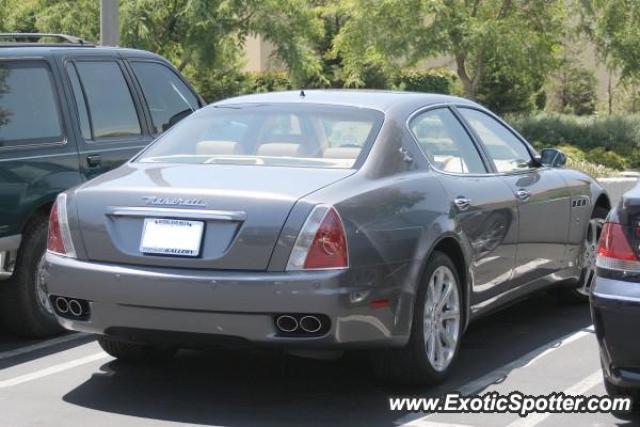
left=454, top=197, right=472, bottom=211
left=516, top=189, right=531, bottom=201
left=86, top=155, right=102, bottom=168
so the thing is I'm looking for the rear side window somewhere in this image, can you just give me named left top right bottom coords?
left=0, top=61, right=63, bottom=148
left=131, top=61, right=199, bottom=134
left=71, top=61, right=142, bottom=140
left=138, top=104, right=384, bottom=169
left=459, top=108, right=533, bottom=173
left=410, top=108, right=486, bottom=174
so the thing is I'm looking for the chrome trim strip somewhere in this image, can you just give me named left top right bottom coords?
left=106, top=207, right=247, bottom=221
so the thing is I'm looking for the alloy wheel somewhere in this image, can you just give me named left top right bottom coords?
left=579, top=217, right=604, bottom=296
left=423, top=265, right=461, bottom=372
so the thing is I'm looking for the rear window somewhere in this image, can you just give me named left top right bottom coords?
left=0, top=61, right=63, bottom=148
left=137, top=104, right=384, bottom=169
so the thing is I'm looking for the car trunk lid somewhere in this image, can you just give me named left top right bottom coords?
left=75, top=163, right=353, bottom=270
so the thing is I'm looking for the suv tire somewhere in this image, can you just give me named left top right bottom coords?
left=0, top=215, right=64, bottom=338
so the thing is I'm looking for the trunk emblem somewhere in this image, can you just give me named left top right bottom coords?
left=143, top=196, right=207, bottom=208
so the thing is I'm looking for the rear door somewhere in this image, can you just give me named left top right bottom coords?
left=409, top=107, right=518, bottom=304
left=458, top=107, right=572, bottom=287
left=0, top=58, right=80, bottom=238
left=63, top=57, right=152, bottom=180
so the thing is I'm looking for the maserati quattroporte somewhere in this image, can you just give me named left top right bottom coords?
left=44, top=91, right=610, bottom=384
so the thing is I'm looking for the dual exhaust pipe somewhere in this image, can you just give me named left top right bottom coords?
left=275, top=314, right=327, bottom=335
left=53, top=296, right=89, bottom=319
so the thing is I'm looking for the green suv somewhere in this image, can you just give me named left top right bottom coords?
left=0, top=33, right=203, bottom=337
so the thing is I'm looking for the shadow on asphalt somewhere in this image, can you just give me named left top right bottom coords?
left=62, top=292, right=598, bottom=427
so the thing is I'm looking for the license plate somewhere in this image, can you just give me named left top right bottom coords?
left=140, top=218, right=204, bottom=257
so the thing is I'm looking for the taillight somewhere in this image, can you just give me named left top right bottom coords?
left=286, top=205, right=348, bottom=270
left=596, top=222, right=640, bottom=271
left=47, top=193, right=76, bottom=258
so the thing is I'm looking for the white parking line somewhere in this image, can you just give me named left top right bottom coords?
left=456, top=327, right=595, bottom=396
left=0, top=333, right=89, bottom=361
left=523, top=326, right=594, bottom=368
left=0, top=352, right=108, bottom=388
left=505, top=370, right=603, bottom=427
left=398, top=326, right=595, bottom=426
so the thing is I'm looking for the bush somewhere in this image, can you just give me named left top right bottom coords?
left=192, top=71, right=293, bottom=103
left=393, top=69, right=458, bottom=95
left=510, top=113, right=640, bottom=168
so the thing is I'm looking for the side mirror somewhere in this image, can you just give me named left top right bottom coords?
left=539, top=148, right=567, bottom=168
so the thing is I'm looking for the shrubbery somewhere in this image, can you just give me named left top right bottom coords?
left=393, top=70, right=459, bottom=95
left=510, top=113, right=640, bottom=169
left=195, top=69, right=459, bottom=103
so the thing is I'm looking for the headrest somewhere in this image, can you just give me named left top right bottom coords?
left=196, top=140, right=244, bottom=155
left=323, top=146, right=361, bottom=159
left=256, top=143, right=305, bottom=157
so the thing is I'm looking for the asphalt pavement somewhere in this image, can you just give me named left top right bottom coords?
left=0, top=292, right=637, bottom=427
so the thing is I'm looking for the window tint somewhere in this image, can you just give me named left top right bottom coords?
left=410, top=108, right=486, bottom=174
left=138, top=105, right=383, bottom=169
left=73, top=61, right=141, bottom=139
left=0, top=61, right=63, bottom=147
left=459, top=108, right=532, bottom=173
left=131, top=61, right=198, bottom=134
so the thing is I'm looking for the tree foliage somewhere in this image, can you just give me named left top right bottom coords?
left=581, top=0, right=640, bottom=80
left=0, top=0, right=324, bottom=88
left=332, top=0, right=566, bottom=101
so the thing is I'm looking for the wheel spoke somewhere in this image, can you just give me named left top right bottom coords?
left=440, top=309, right=460, bottom=321
left=440, top=327, right=456, bottom=349
left=427, top=330, right=436, bottom=362
left=435, top=280, right=452, bottom=313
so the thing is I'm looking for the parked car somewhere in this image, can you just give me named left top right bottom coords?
left=0, top=33, right=203, bottom=337
left=45, top=90, right=610, bottom=385
left=592, top=183, right=640, bottom=401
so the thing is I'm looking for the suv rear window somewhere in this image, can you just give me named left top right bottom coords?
left=138, top=104, right=384, bottom=169
left=131, top=61, right=199, bottom=134
left=0, top=61, right=63, bottom=148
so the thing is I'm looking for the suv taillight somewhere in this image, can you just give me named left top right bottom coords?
left=47, top=193, right=76, bottom=258
left=596, top=222, right=640, bottom=271
left=286, top=205, right=348, bottom=270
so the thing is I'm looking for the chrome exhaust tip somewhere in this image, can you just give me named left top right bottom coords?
left=299, top=315, right=322, bottom=333
left=68, top=299, right=83, bottom=317
left=275, top=315, right=299, bottom=333
left=55, top=297, right=69, bottom=314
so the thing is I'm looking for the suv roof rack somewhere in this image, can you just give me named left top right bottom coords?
left=0, top=33, right=96, bottom=47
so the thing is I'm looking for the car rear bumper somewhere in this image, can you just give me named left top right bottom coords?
left=44, top=253, right=411, bottom=349
left=591, top=275, right=640, bottom=388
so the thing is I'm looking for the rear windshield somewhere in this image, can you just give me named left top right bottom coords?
left=138, top=104, right=384, bottom=169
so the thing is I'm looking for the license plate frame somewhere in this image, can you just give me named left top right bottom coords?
left=140, top=218, right=205, bottom=257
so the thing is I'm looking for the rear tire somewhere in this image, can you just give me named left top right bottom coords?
left=604, top=377, right=639, bottom=412
left=0, top=216, right=64, bottom=338
left=98, top=336, right=177, bottom=362
left=371, top=251, right=464, bottom=385
left=555, top=206, right=608, bottom=303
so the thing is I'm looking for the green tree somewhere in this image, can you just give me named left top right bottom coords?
left=332, top=0, right=566, bottom=100
left=581, top=0, right=640, bottom=80
left=1, top=0, right=324, bottom=89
